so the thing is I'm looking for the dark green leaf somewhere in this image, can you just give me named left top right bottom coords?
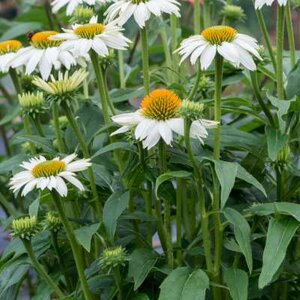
left=75, top=223, right=100, bottom=252
left=266, top=127, right=289, bottom=161
left=92, top=142, right=135, bottom=159
left=224, top=268, right=248, bottom=300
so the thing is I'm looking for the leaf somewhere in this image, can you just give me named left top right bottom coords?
left=15, top=135, right=55, bottom=154
left=0, top=22, right=42, bottom=40
left=159, top=267, right=209, bottom=300
left=248, top=202, right=300, bottom=222
left=224, top=268, right=248, bottom=300
left=29, top=198, right=39, bottom=218
left=128, top=249, right=158, bottom=290
left=259, top=217, right=299, bottom=289
left=155, top=171, right=191, bottom=198
left=0, top=154, right=27, bottom=174
left=0, top=105, right=19, bottom=126
left=236, top=165, right=267, bottom=197
left=215, top=161, right=238, bottom=209
left=131, top=294, right=150, bottom=300
left=265, top=127, right=289, bottom=161
left=103, top=191, right=129, bottom=241
left=224, top=208, right=252, bottom=273
left=286, top=60, right=300, bottom=99
left=74, top=223, right=100, bottom=252
left=92, top=142, right=135, bottom=159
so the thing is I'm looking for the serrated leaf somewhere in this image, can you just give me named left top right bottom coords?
left=128, top=249, right=158, bottom=290
left=74, top=223, right=100, bottom=252
left=224, top=208, right=252, bottom=273
left=224, top=268, right=248, bottom=300
left=259, top=217, right=299, bottom=289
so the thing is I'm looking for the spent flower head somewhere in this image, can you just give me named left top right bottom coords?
left=98, top=246, right=128, bottom=272
left=11, top=216, right=39, bottom=240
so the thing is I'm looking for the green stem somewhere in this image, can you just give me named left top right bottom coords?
left=212, top=54, right=224, bottom=297
left=0, top=192, right=18, bottom=217
left=255, top=9, right=277, bottom=72
left=187, top=64, right=202, bottom=101
left=118, top=50, right=126, bottom=89
left=32, top=115, right=45, bottom=137
left=285, top=1, right=296, bottom=68
left=194, top=0, right=200, bottom=34
left=51, top=231, right=73, bottom=292
left=176, top=178, right=183, bottom=265
left=276, top=165, right=283, bottom=201
left=103, top=68, right=116, bottom=115
left=52, top=193, right=93, bottom=300
left=90, top=51, right=111, bottom=124
left=203, top=1, right=211, bottom=28
left=9, top=69, right=21, bottom=94
left=184, top=119, right=213, bottom=273
left=170, top=14, right=179, bottom=84
left=62, top=103, right=102, bottom=220
left=22, top=239, right=65, bottom=298
left=160, top=24, right=173, bottom=83
left=140, top=26, right=150, bottom=95
left=276, top=5, right=285, bottom=100
left=23, top=115, right=36, bottom=154
left=52, top=103, right=66, bottom=153
left=250, top=71, right=276, bottom=127
left=113, top=268, right=122, bottom=300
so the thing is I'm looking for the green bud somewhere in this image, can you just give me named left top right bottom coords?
left=11, top=216, right=39, bottom=240
left=70, top=6, right=95, bottom=24
left=18, top=92, right=45, bottom=117
left=198, top=75, right=212, bottom=91
left=21, top=75, right=36, bottom=93
left=51, top=116, right=69, bottom=130
left=98, top=246, right=128, bottom=272
left=44, top=211, right=63, bottom=232
left=222, top=4, right=246, bottom=22
left=99, top=49, right=115, bottom=70
left=276, top=144, right=291, bottom=166
left=179, top=100, right=204, bottom=121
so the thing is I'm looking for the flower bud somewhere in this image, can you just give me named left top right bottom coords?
left=70, top=6, right=95, bottom=24
left=11, top=216, right=39, bottom=240
left=222, top=4, right=246, bottom=22
left=98, top=246, right=128, bottom=272
left=276, top=144, right=291, bottom=167
left=44, top=211, right=63, bottom=232
left=179, top=99, right=204, bottom=121
left=18, top=92, right=45, bottom=117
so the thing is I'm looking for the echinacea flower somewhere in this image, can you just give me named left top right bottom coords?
left=111, top=89, right=218, bottom=149
left=0, top=40, right=22, bottom=73
left=105, top=0, right=181, bottom=28
left=51, top=16, right=131, bottom=58
left=9, top=154, right=91, bottom=197
left=176, top=25, right=261, bottom=71
left=51, top=0, right=110, bottom=16
left=10, top=31, right=76, bottom=80
left=255, top=0, right=287, bottom=9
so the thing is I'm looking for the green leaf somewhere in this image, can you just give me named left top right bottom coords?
left=224, top=208, right=252, bottom=273
left=215, top=161, right=238, bottom=209
left=259, top=217, right=299, bottom=289
left=248, top=202, right=300, bottom=222
left=128, top=249, right=158, bottom=290
left=265, top=127, right=289, bottom=161
left=159, top=267, right=209, bottom=300
left=0, top=105, right=19, bottom=126
left=74, top=223, right=100, bottom=252
left=224, top=268, right=248, bottom=300
left=286, top=60, right=300, bottom=99
left=155, top=171, right=191, bottom=198
left=131, top=294, right=150, bottom=300
left=103, top=191, right=129, bottom=241
left=29, top=198, right=40, bottom=218
left=0, top=154, right=27, bottom=174
left=236, top=165, right=267, bottom=197
left=0, top=22, right=42, bottom=40
left=16, top=135, right=55, bottom=154
left=92, top=142, right=135, bottom=159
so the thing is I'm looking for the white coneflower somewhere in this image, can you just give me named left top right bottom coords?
left=51, top=16, right=131, bottom=58
left=51, top=0, right=110, bottom=16
left=255, top=0, right=287, bottom=9
left=9, top=31, right=76, bottom=80
left=9, top=154, right=91, bottom=197
left=105, top=0, right=181, bottom=28
left=111, top=89, right=218, bottom=149
left=176, top=25, right=261, bottom=71
left=32, top=69, right=88, bottom=96
left=0, top=40, right=22, bottom=73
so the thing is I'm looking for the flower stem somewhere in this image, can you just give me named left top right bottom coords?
left=23, top=115, right=36, bottom=154
left=250, top=71, right=276, bottom=128
left=118, top=50, right=126, bottom=89
left=160, top=24, right=173, bottom=83
left=0, top=192, right=18, bottom=217
left=170, top=14, right=179, bottom=84
left=113, top=268, right=122, bottom=300
left=52, top=103, right=66, bottom=153
left=255, top=9, right=277, bottom=72
left=176, top=178, right=183, bottom=265
left=9, top=69, right=21, bottom=94
left=212, top=54, right=224, bottom=297
left=90, top=51, right=111, bottom=124
left=140, top=26, right=150, bottom=95
left=187, top=63, right=202, bottom=101
left=194, top=0, right=200, bottom=34
left=52, top=192, right=93, bottom=300
left=184, top=119, right=213, bottom=273
left=158, top=141, right=173, bottom=267
left=285, top=1, right=296, bottom=68
left=276, top=5, right=285, bottom=100
left=22, top=239, right=65, bottom=298
left=62, top=103, right=103, bottom=220
left=32, top=115, right=45, bottom=137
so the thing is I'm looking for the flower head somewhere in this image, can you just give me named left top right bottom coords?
left=98, top=246, right=128, bottom=272
left=0, top=40, right=22, bottom=73
left=222, top=4, right=245, bottom=22
left=111, top=89, right=218, bottom=149
left=51, top=16, right=131, bottom=58
left=52, top=0, right=110, bottom=16
left=11, top=216, right=39, bottom=240
left=33, top=69, right=88, bottom=103
left=9, top=154, right=91, bottom=197
left=255, top=0, right=287, bottom=9
left=44, top=211, right=63, bottom=232
left=179, top=100, right=204, bottom=121
left=10, top=31, right=76, bottom=80
left=18, top=92, right=45, bottom=116
left=176, top=25, right=261, bottom=70
left=70, top=5, right=95, bottom=24
left=105, top=0, right=181, bottom=28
